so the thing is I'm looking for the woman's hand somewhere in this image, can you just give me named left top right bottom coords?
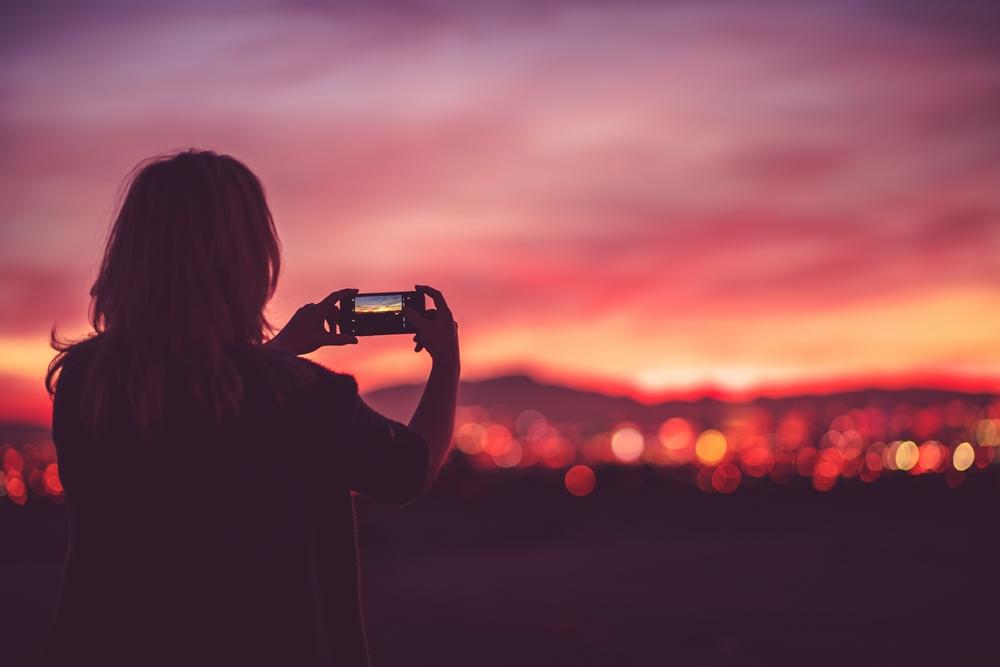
left=266, top=288, right=359, bottom=356
left=405, top=285, right=460, bottom=492
left=404, top=285, right=460, bottom=373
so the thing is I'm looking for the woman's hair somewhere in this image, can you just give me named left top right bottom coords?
left=47, top=150, right=285, bottom=434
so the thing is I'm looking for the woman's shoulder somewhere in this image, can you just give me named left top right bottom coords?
left=61, top=334, right=102, bottom=363
left=245, top=346, right=359, bottom=397
left=52, top=335, right=103, bottom=392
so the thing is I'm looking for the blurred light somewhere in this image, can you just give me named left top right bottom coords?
left=914, top=408, right=943, bottom=441
left=775, top=413, right=809, bottom=450
left=742, top=446, right=772, bottom=477
left=3, top=447, right=23, bottom=473
left=795, top=447, right=818, bottom=477
left=977, top=419, right=999, bottom=447
left=895, top=441, right=919, bottom=471
left=884, top=441, right=901, bottom=470
left=538, top=435, right=575, bottom=468
left=5, top=476, right=26, bottom=505
left=917, top=441, right=943, bottom=473
left=695, top=429, right=727, bottom=465
left=841, top=430, right=865, bottom=459
left=483, top=424, right=513, bottom=457
left=564, top=465, right=596, bottom=496
left=493, top=440, right=523, bottom=468
left=812, top=471, right=836, bottom=491
left=820, top=430, right=845, bottom=450
left=860, top=447, right=884, bottom=484
left=813, top=449, right=840, bottom=490
left=974, top=445, right=993, bottom=468
left=840, top=457, right=861, bottom=478
left=952, top=442, right=974, bottom=472
left=858, top=465, right=880, bottom=483
left=611, top=426, right=644, bottom=463
left=515, top=409, right=546, bottom=438
left=658, top=418, right=695, bottom=464
left=455, top=422, right=486, bottom=455
left=695, top=466, right=715, bottom=493
left=711, top=463, right=741, bottom=493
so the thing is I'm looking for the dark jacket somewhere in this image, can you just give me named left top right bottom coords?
left=45, top=340, right=428, bottom=666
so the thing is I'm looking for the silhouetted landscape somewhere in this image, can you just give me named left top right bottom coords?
left=367, top=373, right=997, bottom=427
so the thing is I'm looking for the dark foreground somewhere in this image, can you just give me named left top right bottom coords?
left=3, top=468, right=998, bottom=666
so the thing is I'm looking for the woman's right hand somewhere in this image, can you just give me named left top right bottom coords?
left=404, top=285, right=460, bottom=372
left=267, top=288, right=359, bottom=356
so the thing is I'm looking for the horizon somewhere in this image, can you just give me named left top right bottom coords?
left=6, top=366, right=999, bottom=431
left=2, top=0, right=1000, bottom=425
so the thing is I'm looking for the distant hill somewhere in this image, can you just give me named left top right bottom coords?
left=363, top=373, right=997, bottom=428
left=0, top=421, right=51, bottom=445
left=364, top=374, right=643, bottom=425
left=3, top=375, right=993, bottom=441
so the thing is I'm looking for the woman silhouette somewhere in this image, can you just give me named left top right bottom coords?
left=44, top=150, right=459, bottom=666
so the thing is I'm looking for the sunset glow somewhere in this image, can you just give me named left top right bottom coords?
left=2, top=1, right=1000, bottom=425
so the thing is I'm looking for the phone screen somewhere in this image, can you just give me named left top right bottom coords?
left=354, top=293, right=403, bottom=314
left=349, top=291, right=419, bottom=336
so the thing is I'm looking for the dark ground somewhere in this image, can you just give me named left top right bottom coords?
left=3, top=467, right=998, bottom=666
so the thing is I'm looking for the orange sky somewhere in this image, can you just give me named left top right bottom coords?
left=2, top=1, right=999, bottom=425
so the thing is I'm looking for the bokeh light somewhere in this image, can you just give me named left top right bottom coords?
left=711, top=464, right=741, bottom=494
left=4, top=394, right=998, bottom=507
left=952, top=442, right=975, bottom=472
left=564, top=465, right=596, bottom=497
left=611, top=427, right=644, bottom=463
left=895, top=441, right=919, bottom=472
left=658, top=418, right=695, bottom=465
left=695, top=430, right=727, bottom=466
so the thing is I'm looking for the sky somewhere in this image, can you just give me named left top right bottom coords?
left=2, top=0, right=1000, bottom=424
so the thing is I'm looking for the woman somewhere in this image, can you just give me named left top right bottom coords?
left=44, top=150, right=459, bottom=666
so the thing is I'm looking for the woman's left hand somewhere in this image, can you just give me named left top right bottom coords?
left=266, top=288, right=359, bottom=355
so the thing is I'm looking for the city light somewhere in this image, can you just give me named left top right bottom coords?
left=2, top=395, right=998, bottom=506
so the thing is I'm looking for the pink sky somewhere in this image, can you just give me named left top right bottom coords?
left=2, top=1, right=999, bottom=424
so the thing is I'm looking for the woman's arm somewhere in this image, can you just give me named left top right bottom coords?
left=269, top=284, right=460, bottom=492
left=404, top=285, right=461, bottom=490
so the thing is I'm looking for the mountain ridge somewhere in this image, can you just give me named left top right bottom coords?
left=363, top=372, right=998, bottom=426
left=3, top=374, right=993, bottom=438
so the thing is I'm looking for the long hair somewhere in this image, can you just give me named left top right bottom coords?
left=47, top=150, right=285, bottom=434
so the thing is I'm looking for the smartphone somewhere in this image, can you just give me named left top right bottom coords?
left=341, top=291, right=426, bottom=336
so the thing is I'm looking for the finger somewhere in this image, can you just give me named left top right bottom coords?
left=297, top=303, right=321, bottom=323
left=325, top=332, right=359, bottom=346
left=403, top=305, right=431, bottom=333
left=413, top=334, right=424, bottom=353
left=415, top=284, right=450, bottom=315
left=323, top=306, right=341, bottom=332
left=319, top=288, right=359, bottom=309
